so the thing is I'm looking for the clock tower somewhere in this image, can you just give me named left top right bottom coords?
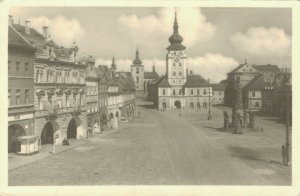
left=166, top=11, right=187, bottom=86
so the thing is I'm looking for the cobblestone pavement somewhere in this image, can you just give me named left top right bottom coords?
left=8, top=101, right=291, bottom=185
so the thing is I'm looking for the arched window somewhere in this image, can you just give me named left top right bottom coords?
left=162, top=89, right=166, bottom=95
left=173, top=63, right=175, bottom=67
left=204, top=89, right=207, bottom=95
left=173, top=89, right=176, bottom=95
left=191, top=89, right=193, bottom=95
left=173, top=71, right=176, bottom=76
left=179, top=71, right=182, bottom=76
left=197, top=89, right=200, bottom=95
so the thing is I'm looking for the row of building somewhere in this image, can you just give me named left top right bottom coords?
left=8, top=16, right=136, bottom=153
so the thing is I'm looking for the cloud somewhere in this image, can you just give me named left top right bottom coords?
left=188, top=54, right=239, bottom=83
left=28, top=15, right=85, bottom=46
left=118, top=8, right=216, bottom=50
left=230, top=27, right=291, bottom=56
left=96, top=53, right=238, bottom=83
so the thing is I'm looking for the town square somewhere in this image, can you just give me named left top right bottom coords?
left=6, top=6, right=292, bottom=186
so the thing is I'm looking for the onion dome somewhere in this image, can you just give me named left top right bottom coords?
left=133, top=48, right=142, bottom=65
left=167, top=11, right=186, bottom=51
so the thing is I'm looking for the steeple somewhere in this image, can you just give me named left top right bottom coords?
left=152, top=63, right=156, bottom=72
left=111, top=56, right=116, bottom=70
left=167, top=10, right=186, bottom=51
left=133, top=47, right=142, bottom=65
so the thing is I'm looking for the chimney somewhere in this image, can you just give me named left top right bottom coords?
left=8, top=15, right=13, bottom=26
left=43, top=26, right=49, bottom=38
left=25, top=20, right=30, bottom=34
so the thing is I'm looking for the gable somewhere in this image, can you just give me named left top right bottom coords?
left=228, top=63, right=258, bottom=75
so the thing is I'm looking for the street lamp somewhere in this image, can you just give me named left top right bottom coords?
left=208, top=87, right=212, bottom=120
left=283, top=71, right=291, bottom=166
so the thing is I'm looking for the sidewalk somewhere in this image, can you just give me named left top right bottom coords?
left=8, top=122, right=130, bottom=171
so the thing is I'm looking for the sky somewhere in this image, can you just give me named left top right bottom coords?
left=9, top=7, right=292, bottom=83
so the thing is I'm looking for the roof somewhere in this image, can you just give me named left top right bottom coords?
left=244, top=74, right=265, bottom=91
left=228, top=62, right=258, bottom=75
left=144, top=71, right=159, bottom=80
left=253, top=64, right=281, bottom=73
left=184, top=74, right=210, bottom=87
left=8, top=25, right=36, bottom=51
left=211, top=83, right=226, bottom=91
left=156, top=76, right=171, bottom=87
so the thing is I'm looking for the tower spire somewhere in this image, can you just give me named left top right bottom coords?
left=152, top=62, right=156, bottom=72
left=111, top=56, right=116, bottom=70
left=173, top=10, right=179, bottom=33
left=136, top=47, right=139, bottom=59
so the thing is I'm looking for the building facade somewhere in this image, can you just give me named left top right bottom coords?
left=131, top=49, right=144, bottom=96
left=85, top=55, right=100, bottom=134
left=8, top=24, right=36, bottom=153
left=12, top=19, right=87, bottom=146
left=154, top=12, right=211, bottom=110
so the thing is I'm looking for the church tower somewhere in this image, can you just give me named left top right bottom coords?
left=131, top=48, right=144, bottom=93
left=111, top=56, right=116, bottom=71
left=166, top=11, right=187, bottom=86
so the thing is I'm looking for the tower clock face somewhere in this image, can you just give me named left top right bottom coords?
left=174, top=55, right=180, bottom=62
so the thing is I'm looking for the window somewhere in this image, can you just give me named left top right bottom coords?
left=219, top=92, right=222, bottom=95
left=179, top=71, right=182, bottom=76
left=204, top=89, right=207, bottom=95
left=25, top=62, right=29, bottom=72
left=173, top=89, right=176, bottom=95
left=38, top=96, right=43, bottom=110
left=8, top=60, right=11, bottom=71
left=252, top=92, right=256, bottom=97
left=136, top=76, right=139, bottom=83
left=173, top=63, right=175, bottom=67
left=136, top=68, right=139, bottom=74
left=212, top=91, right=214, bottom=95
left=173, top=71, right=176, bottom=76
left=197, top=89, right=200, bottom=95
left=163, top=89, right=166, bottom=95
left=16, top=61, right=20, bottom=72
left=25, top=89, right=29, bottom=104
left=66, top=94, right=70, bottom=107
left=255, top=102, right=260, bottom=107
left=16, top=89, right=21, bottom=105
left=8, top=89, right=11, bottom=106
left=179, top=89, right=182, bottom=95
left=191, top=89, right=193, bottom=95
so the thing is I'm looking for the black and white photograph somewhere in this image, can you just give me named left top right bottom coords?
left=1, top=0, right=300, bottom=195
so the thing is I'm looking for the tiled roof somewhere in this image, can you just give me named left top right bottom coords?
left=156, top=76, right=171, bottom=87
left=144, top=71, right=159, bottom=80
left=253, top=64, right=281, bottom=73
left=8, top=25, right=36, bottom=50
left=184, top=74, right=210, bottom=87
left=211, top=83, right=226, bottom=91
left=244, top=75, right=265, bottom=91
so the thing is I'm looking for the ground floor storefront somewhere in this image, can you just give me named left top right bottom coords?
left=158, top=96, right=211, bottom=111
left=34, top=111, right=87, bottom=146
left=8, top=113, right=34, bottom=153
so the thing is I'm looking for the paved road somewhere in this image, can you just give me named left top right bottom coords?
left=9, top=103, right=278, bottom=185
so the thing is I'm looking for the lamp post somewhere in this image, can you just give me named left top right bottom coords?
left=208, top=87, right=212, bottom=120
left=283, top=72, right=291, bottom=166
